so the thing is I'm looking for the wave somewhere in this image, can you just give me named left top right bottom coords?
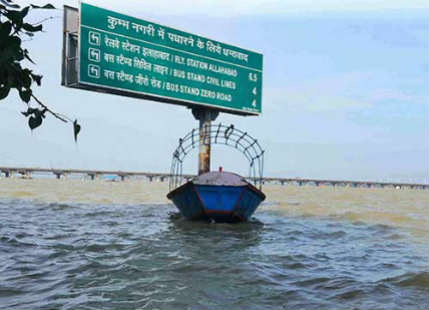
left=387, top=271, right=429, bottom=289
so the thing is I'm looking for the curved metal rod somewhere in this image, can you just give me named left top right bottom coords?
left=173, top=125, right=264, bottom=160
left=172, top=126, right=264, bottom=165
left=169, top=124, right=265, bottom=191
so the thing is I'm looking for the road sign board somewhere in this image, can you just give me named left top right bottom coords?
left=78, top=2, right=263, bottom=115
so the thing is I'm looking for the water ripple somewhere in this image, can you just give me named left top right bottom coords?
left=0, top=199, right=427, bottom=309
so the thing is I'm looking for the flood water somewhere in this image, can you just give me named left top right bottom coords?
left=0, top=179, right=428, bottom=309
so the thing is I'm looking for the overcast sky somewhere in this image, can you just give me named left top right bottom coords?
left=0, top=0, right=427, bottom=183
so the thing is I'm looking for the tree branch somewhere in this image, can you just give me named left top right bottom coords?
left=31, top=94, right=70, bottom=123
left=33, top=15, right=61, bottom=25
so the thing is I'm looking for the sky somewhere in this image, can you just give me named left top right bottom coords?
left=0, top=0, right=427, bottom=183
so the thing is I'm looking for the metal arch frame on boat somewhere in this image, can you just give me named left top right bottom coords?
left=169, top=123, right=265, bottom=191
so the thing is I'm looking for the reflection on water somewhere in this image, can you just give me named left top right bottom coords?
left=0, top=179, right=428, bottom=309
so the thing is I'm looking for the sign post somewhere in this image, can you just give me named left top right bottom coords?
left=63, top=2, right=263, bottom=175
left=192, top=108, right=219, bottom=175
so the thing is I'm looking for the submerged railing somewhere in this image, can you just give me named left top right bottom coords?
left=169, top=124, right=265, bottom=191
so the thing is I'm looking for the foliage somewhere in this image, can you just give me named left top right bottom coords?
left=0, top=0, right=80, bottom=141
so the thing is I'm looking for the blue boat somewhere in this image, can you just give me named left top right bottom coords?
left=168, top=124, right=266, bottom=223
left=167, top=171, right=265, bottom=223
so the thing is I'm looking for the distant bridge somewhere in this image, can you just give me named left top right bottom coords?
left=0, top=166, right=427, bottom=190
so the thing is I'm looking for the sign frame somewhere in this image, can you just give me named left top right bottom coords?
left=62, top=1, right=263, bottom=116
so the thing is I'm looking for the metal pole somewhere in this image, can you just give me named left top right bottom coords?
left=192, top=108, right=219, bottom=175
left=199, top=114, right=211, bottom=175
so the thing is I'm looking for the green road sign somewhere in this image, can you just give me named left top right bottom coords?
left=78, top=2, right=263, bottom=115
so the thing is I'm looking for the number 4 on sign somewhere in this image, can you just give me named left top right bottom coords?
left=252, top=99, right=257, bottom=107
left=252, top=87, right=257, bottom=95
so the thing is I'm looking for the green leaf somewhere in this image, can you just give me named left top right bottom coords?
left=23, top=49, right=35, bottom=64
left=20, top=6, right=29, bottom=18
left=0, top=0, right=19, bottom=9
left=30, top=4, right=55, bottom=9
left=24, top=31, right=35, bottom=37
left=19, top=88, right=31, bottom=102
left=8, top=35, right=21, bottom=49
left=31, top=73, right=42, bottom=86
left=0, top=35, right=20, bottom=53
left=28, top=115, right=42, bottom=130
left=22, top=23, right=42, bottom=32
left=0, top=21, right=13, bottom=37
left=0, top=85, right=10, bottom=99
left=73, top=119, right=81, bottom=142
left=21, top=107, right=35, bottom=116
left=4, top=10, right=24, bottom=28
left=21, top=70, right=32, bottom=88
left=34, top=108, right=43, bottom=118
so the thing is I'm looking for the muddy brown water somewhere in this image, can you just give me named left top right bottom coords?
left=0, top=179, right=427, bottom=309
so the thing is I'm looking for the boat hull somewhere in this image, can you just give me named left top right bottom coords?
left=167, top=181, right=265, bottom=223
